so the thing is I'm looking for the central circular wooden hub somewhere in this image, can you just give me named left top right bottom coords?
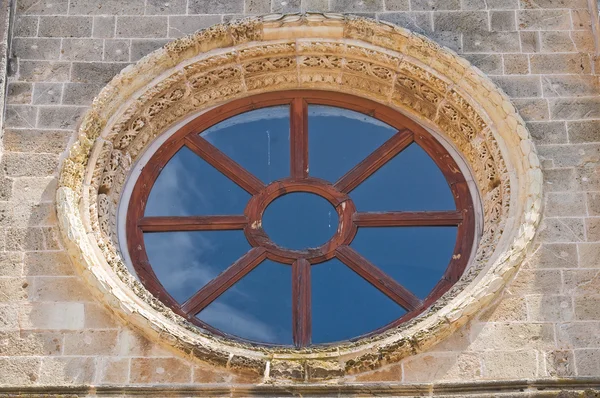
left=262, top=192, right=339, bottom=250
left=244, top=178, right=358, bottom=264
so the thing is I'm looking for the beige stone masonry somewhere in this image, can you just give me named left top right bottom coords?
left=55, top=14, right=542, bottom=380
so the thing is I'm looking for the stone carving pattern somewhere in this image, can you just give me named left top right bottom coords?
left=55, top=15, right=541, bottom=378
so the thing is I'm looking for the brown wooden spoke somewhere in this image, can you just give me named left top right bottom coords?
left=181, top=247, right=268, bottom=316
left=335, top=246, right=422, bottom=311
left=353, top=211, right=463, bottom=227
left=292, top=258, right=311, bottom=347
left=334, top=129, right=414, bottom=193
left=185, top=134, right=264, bottom=195
left=290, top=97, right=308, bottom=180
left=138, top=215, right=248, bottom=232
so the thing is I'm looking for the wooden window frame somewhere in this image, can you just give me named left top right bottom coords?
left=126, top=90, right=475, bottom=348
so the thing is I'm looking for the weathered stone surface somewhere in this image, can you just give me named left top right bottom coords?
left=69, top=0, right=145, bottom=15
left=575, top=349, right=600, bottom=376
left=130, top=358, right=192, bottom=383
left=61, top=39, right=104, bottom=61
left=0, top=358, right=41, bottom=385
left=38, top=16, right=93, bottom=37
left=116, top=16, right=168, bottom=38
left=11, top=38, right=61, bottom=60
left=6, top=82, right=32, bottom=104
left=63, top=330, right=119, bottom=355
left=491, top=76, right=542, bottom=98
left=92, top=16, right=116, bottom=38
left=481, top=351, right=537, bottom=379
left=526, top=295, right=574, bottom=321
left=490, top=10, right=515, bottom=31
left=39, top=357, right=96, bottom=384
left=19, top=302, right=85, bottom=330
left=568, top=121, right=600, bottom=143
left=503, top=54, right=529, bottom=75
left=168, top=16, right=222, bottom=38
left=579, top=243, right=600, bottom=268
left=31, top=83, right=62, bottom=105
left=402, top=353, right=482, bottom=381
left=530, top=54, right=592, bottom=75
left=0, top=9, right=558, bottom=385
left=518, top=9, right=571, bottom=30
left=527, top=243, right=578, bottom=268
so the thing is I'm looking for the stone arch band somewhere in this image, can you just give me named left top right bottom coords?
left=56, top=14, right=542, bottom=379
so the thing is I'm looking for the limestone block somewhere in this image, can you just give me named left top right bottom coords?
left=16, top=0, right=68, bottom=15
left=96, top=357, right=130, bottom=384
left=545, top=192, right=587, bottom=217
left=531, top=54, right=592, bottom=75
left=579, top=243, right=600, bottom=268
left=147, top=0, right=187, bottom=14
left=92, top=16, right=116, bottom=38
left=116, top=16, right=168, bottom=38
left=0, top=358, right=41, bottom=386
left=575, top=349, right=600, bottom=376
left=518, top=9, right=571, bottom=30
left=37, top=106, right=87, bottom=130
left=527, top=243, right=578, bottom=269
left=6, top=83, right=32, bottom=104
left=39, top=357, right=96, bottom=385
left=17, top=61, right=71, bottom=82
left=0, top=278, right=28, bottom=302
left=11, top=38, right=61, bottom=60
left=130, top=358, right=192, bottom=384
left=69, top=0, right=145, bottom=15
left=61, top=39, right=104, bottom=62
left=0, top=330, right=63, bottom=356
left=188, top=0, right=244, bottom=14
left=503, top=54, right=529, bottom=75
left=526, top=295, right=574, bottom=322
left=402, top=352, right=482, bottom=382
left=544, top=350, right=574, bottom=377
left=469, top=323, right=555, bottom=351
left=574, top=296, right=600, bottom=320
left=568, top=121, right=600, bottom=144
left=38, top=16, right=92, bottom=37
left=63, top=330, right=119, bottom=355
left=481, top=351, right=537, bottom=379
left=18, top=302, right=85, bottom=330
left=557, top=322, right=600, bottom=349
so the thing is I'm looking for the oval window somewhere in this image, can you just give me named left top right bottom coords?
left=126, top=91, right=475, bottom=348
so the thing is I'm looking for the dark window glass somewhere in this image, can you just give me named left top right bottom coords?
left=350, top=227, right=457, bottom=299
left=351, top=144, right=455, bottom=211
left=196, top=260, right=292, bottom=345
left=201, top=106, right=290, bottom=183
left=262, top=192, right=338, bottom=250
left=145, top=147, right=250, bottom=216
left=308, top=105, right=396, bottom=182
left=312, top=258, right=406, bottom=344
left=143, top=230, right=251, bottom=303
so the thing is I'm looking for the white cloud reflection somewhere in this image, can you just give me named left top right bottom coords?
left=143, top=147, right=288, bottom=344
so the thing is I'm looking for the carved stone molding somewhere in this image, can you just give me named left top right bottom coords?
left=56, top=14, right=542, bottom=380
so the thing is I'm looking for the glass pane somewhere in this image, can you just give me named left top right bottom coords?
left=197, top=260, right=292, bottom=345
left=350, top=227, right=457, bottom=299
left=145, top=146, right=251, bottom=216
left=350, top=144, right=455, bottom=211
left=262, top=192, right=338, bottom=250
left=143, top=231, right=251, bottom=303
left=308, top=105, right=396, bottom=182
left=201, top=106, right=290, bottom=183
left=312, top=258, right=406, bottom=344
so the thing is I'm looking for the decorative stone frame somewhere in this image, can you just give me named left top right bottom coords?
left=57, top=14, right=542, bottom=380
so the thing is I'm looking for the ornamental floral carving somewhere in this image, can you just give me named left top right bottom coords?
left=56, top=14, right=542, bottom=380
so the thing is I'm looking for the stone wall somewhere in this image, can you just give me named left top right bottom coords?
left=1, top=0, right=600, bottom=393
